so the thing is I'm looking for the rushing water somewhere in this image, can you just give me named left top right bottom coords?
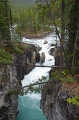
left=16, top=32, right=57, bottom=120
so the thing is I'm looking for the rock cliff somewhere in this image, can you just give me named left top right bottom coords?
left=0, top=65, right=19, bottom=120
left=40, top=80, right=79, bottom=120
left=14, top=44, right=40, bottom=84
left=0, top=44, right=40, bottom=120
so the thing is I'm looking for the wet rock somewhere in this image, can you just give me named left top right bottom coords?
left=36, top=53, right=40, bottom=63
left=14, top=44, right=40, bottom=84
left=40, top=52, right=45, bottom=64
left=49, top=48, right=55, bottom=55
left=44, top=41, right=48, bottom=44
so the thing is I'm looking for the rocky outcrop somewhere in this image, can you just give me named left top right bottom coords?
left=44, top=40, right=48, bottom=44
left=40, top=80, right=79, bottom=120
left=52, top=47, right=64, bottom=66
left=0, top=65, right=19, bottom=120
left=40, top=52, right=45, bottom=64
left=0, top=44, right=40, bottom=120
left=14, top=44, right=40, bottom=84
left=49, top=48, right=55, bottom=56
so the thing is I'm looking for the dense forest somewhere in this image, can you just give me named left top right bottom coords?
left=0, top=0, right=28, bottom=64
left=0, top=0, right=79, bottom=72
left=10, top=0, right=36, bottom=6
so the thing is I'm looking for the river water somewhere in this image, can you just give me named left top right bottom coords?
left=16, top=32, right=57, bottom=120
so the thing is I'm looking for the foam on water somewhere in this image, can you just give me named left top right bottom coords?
left=16, top=32, right=57, bottom=120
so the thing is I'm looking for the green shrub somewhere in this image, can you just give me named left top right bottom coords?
left=0, top=50, right=14, bottom=64
left=50, top=69, right=76, bottom=83
left=67, top=96, right=79, bottom=106
left=61, top=75, right=76, bottom=83
left=4, top=89, right=21, bottom=98
left=50, top=69, right=60, bottom=80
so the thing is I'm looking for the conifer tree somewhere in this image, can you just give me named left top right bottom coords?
left=0, top=0, right=12, bottom=46
left=67, top=0, right=79, bottom=70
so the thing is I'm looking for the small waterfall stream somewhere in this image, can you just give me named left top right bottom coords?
left=16, top=32, right=57, bottom=120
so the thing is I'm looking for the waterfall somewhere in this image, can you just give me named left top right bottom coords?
left=16, top=32, right=57, bottom=120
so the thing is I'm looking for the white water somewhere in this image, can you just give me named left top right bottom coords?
left=16, top=32, right=57, bottom=120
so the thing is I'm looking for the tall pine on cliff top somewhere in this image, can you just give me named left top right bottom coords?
left=0, top=0, right=12, bottom=46
left=66, top=0, right=79, bottom=72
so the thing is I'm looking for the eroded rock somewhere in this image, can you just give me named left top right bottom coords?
left=40, top=52, right=45, bottom=64
left=0, top=44, right=40, bottom=120
left=41, top=80, right=79, bottom=120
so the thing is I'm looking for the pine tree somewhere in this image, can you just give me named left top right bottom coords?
left=0, top=0, right=12, bottom=46
left=67, top=0, right=79, bottom=70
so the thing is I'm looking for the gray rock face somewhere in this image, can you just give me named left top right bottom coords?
left=13, top=44, right=40, bottom=85
left=0, top=44, right=40, bottom=120
left=0, top=65, right=19, bottom=120
left=40, top=80, right=79, bottom=120
left=40, top=52, right=45, bottom=64
left=49, top=48, right=55, bottom=56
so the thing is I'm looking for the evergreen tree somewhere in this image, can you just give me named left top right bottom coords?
left=0, top=0, right=12, bottom=46
left=66, top=0, right=79, bottom=70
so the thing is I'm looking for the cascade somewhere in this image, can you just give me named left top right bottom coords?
left=16, top=32, right=57, bottom=120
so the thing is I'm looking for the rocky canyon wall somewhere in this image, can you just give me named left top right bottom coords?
left=0, top=44, right=40, bottom=120
left=40, top=80, right=79, bottom=120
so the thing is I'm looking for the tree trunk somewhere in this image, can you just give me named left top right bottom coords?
left=60, top=0, right=65, bottom=78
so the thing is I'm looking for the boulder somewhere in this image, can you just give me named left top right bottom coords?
left=40, top=52, right=45, bottom=64
left=49, top=48, right=55, bottom=55
left=44, top=40, right=48, bottom=44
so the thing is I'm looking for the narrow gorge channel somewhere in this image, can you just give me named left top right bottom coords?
left=16, top=32, right=57, bottom=120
